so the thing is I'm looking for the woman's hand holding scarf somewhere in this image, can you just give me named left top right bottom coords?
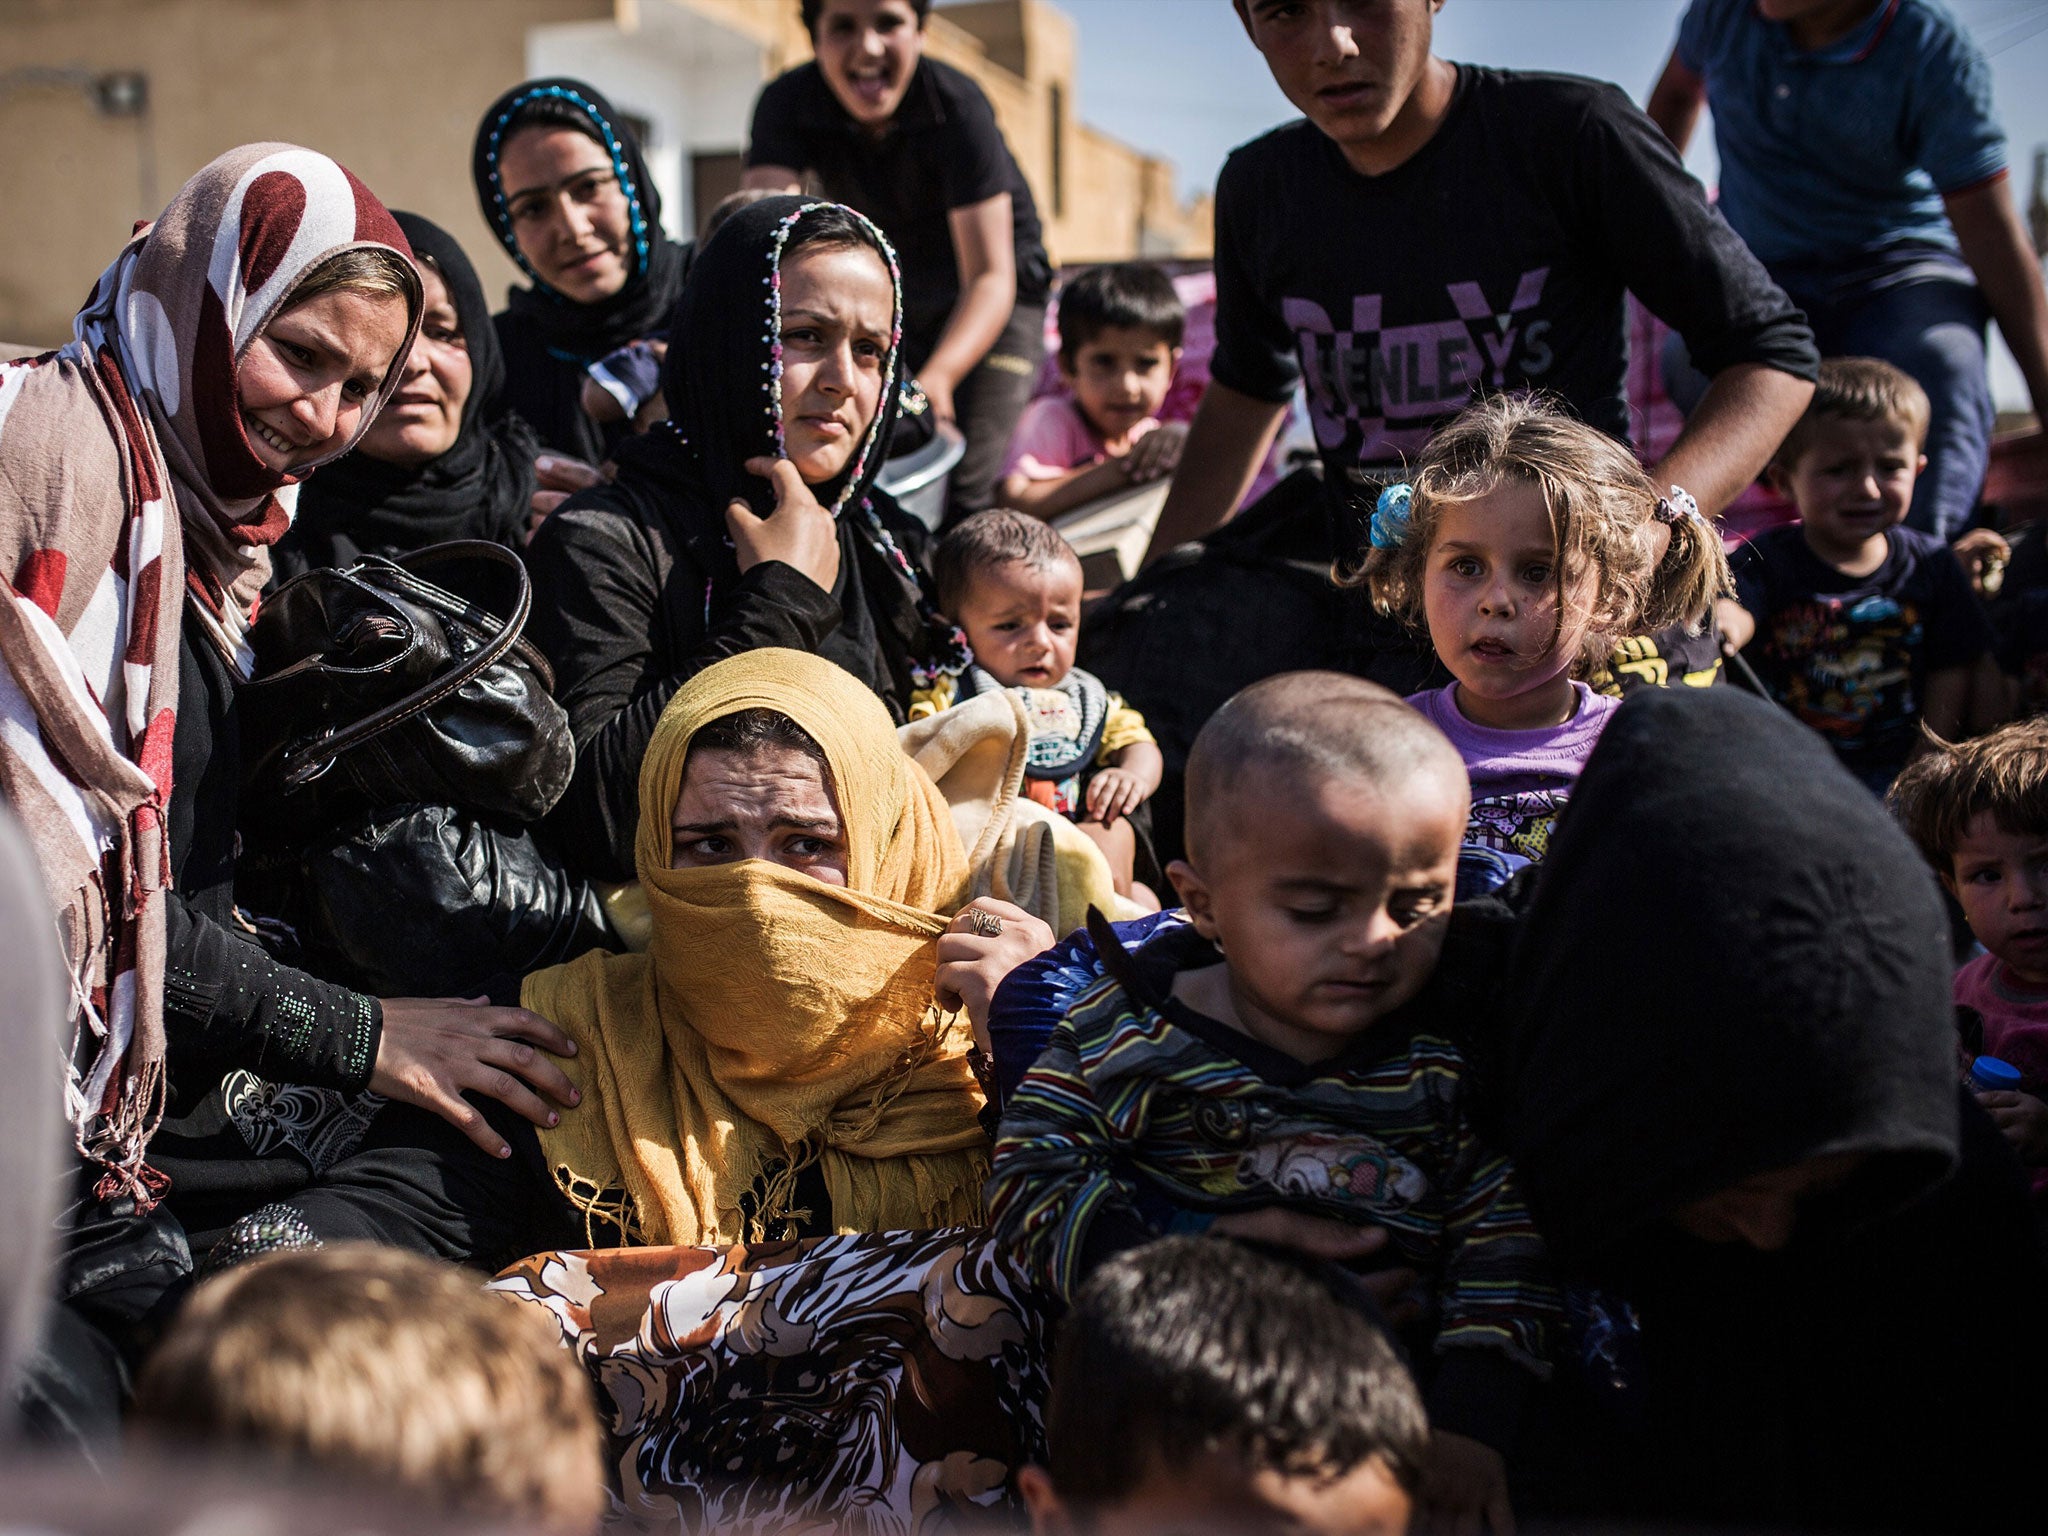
left=727, top=456, right=842, bottom=593
left=374, top=996, right=582, bottom=1158
left=934, top=897, right=1053, bottom=1050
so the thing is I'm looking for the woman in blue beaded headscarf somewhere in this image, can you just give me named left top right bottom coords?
left=524, top=196, right=969, bottom=883
left=472, top=77, right=688, bottom=464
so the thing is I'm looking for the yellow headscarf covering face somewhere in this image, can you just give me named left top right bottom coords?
left=526, top=649, right=989, bottom=1247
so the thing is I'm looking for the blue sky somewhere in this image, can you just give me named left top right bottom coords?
left=973, top=0, right=2048, bottom=405
left=1030, top=0, right=2048, bottom=199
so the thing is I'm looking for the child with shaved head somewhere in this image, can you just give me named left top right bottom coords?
left=988, top=672, right=1556, bottom=1533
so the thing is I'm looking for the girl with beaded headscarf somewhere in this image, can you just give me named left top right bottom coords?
left=472, top=77, right=689, bottom=468
left=526, top=196, right=970, bottom=884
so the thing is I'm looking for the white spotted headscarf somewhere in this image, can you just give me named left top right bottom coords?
left=77, top=142, right=421, bottom=670
left=0, top=144, right=414, bottom=1204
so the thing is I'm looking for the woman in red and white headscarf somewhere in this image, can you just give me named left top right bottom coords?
left=0, top=145, right=581, bottom=1411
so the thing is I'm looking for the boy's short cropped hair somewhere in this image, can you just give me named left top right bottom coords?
left=130, top=1245, right=606, bottom=1533
left=1889, top=718, right=2048, bottom=874
left=1775, top=355, right=1933, bottom=468
left=1056, top=262, right=1186, bottom=362
left=1044, top=1236, right=1429, bottom=1508
left=932, top=508, right=1082, bottom=615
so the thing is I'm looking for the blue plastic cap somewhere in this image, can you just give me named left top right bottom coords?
left=1970, top=1056, right=2024, bottom=1091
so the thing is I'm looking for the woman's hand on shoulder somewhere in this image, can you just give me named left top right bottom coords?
left=727, top=455, right=842, bottom=593
left=373, top=996, right=581, bottom=1159
left=935, top=897, right=1055, bottom=1050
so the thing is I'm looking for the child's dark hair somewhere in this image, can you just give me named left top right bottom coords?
left=1776, top=356, right=1933, bottom=468
left=1889, top=718, right=2048, bottom=875
left=1044, top=1237, right=1428, bottom=1508
left=802, top=0, right=931, bottom=37
left=1350, top=393, right=1733, bottom=670
left=931, top=509, right=1081, bottom=616
left=1057, top=263, right=1185, bottom=364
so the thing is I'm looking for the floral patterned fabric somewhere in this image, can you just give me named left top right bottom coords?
left=491, top=1228, right=1053, bottom=1533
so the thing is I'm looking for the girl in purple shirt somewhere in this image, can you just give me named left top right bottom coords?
left=1351, top=395, right=1732, bottom=893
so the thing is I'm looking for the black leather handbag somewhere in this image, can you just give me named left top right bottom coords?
left=240, top=541, right=573, bottom=827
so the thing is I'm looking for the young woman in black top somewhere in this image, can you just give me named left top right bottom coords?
left=743, top=0, right=1054, bottom=517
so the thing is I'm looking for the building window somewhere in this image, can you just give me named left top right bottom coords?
left=1049, top=83, right=1065, bottom=220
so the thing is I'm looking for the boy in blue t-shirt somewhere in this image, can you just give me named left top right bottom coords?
left=1649, top=0, right=2048, bottom=538
left=1719, top=358, right=1995, bottom=789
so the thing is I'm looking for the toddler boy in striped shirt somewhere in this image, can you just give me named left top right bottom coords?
left=988, top=671, right=1556, bottom=1534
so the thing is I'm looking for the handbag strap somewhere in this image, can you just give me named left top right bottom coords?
left=280, top=540, right=537, bottom=790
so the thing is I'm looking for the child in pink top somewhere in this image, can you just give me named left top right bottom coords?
left=1352, top=395, right=1731, bottom=896
left=998, top=263, right=1187, bottom=521
left=1891, top=719, right=2048, bottom=1193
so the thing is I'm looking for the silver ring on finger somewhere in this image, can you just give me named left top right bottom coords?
left=966, top=908, right=1003, bottom=939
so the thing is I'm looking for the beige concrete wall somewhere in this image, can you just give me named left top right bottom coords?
left=0, top=0, right=1207, bottom=347
left=924, top=0, right=1207, bottom=266
left=0, top=0, right=609, bottom=346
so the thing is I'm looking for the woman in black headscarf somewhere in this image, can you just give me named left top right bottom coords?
left=276, top=212, right=539, bottom=576
left=471, top=78, right=688, bottom=465
left=525, top=195, right=967, bottom=883
left=1501, top=685, right=2048, bottom=1532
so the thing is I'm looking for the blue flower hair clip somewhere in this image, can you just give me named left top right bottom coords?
left=1370, top=482, right=1414, bottom=551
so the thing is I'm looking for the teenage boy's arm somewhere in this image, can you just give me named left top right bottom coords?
left=1145, top=149, right=1295, bottom=564
left=1585, top=85, right=1819, bottom=516
left=985, top=1027, right=1156, bottom=1301
left=1948, top=178, right=2048, bottom=423
left=1654, top=363, right=1816, bottom=519
left=1644, top=50, right=1706, bottom=153
left=1142, top=384, right=1289, bottom=564
left=917, top=194, right=1018, bottom=425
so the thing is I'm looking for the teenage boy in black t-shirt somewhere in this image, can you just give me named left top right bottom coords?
left=1148, top=0, right=1819, bottom=585
left=745, top=0, right=1055, bottom=516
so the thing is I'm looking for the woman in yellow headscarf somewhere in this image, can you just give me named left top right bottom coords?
left=525, top=647, right=1034, bottom=1246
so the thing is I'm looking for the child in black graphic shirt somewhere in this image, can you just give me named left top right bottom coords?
left=1720, top=358, right=1993, bottom=790
left=1149, top=0, right=1819, bottom=578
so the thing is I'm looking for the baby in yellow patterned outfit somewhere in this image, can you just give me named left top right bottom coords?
left=919, top=510, right=1163, bottom=905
